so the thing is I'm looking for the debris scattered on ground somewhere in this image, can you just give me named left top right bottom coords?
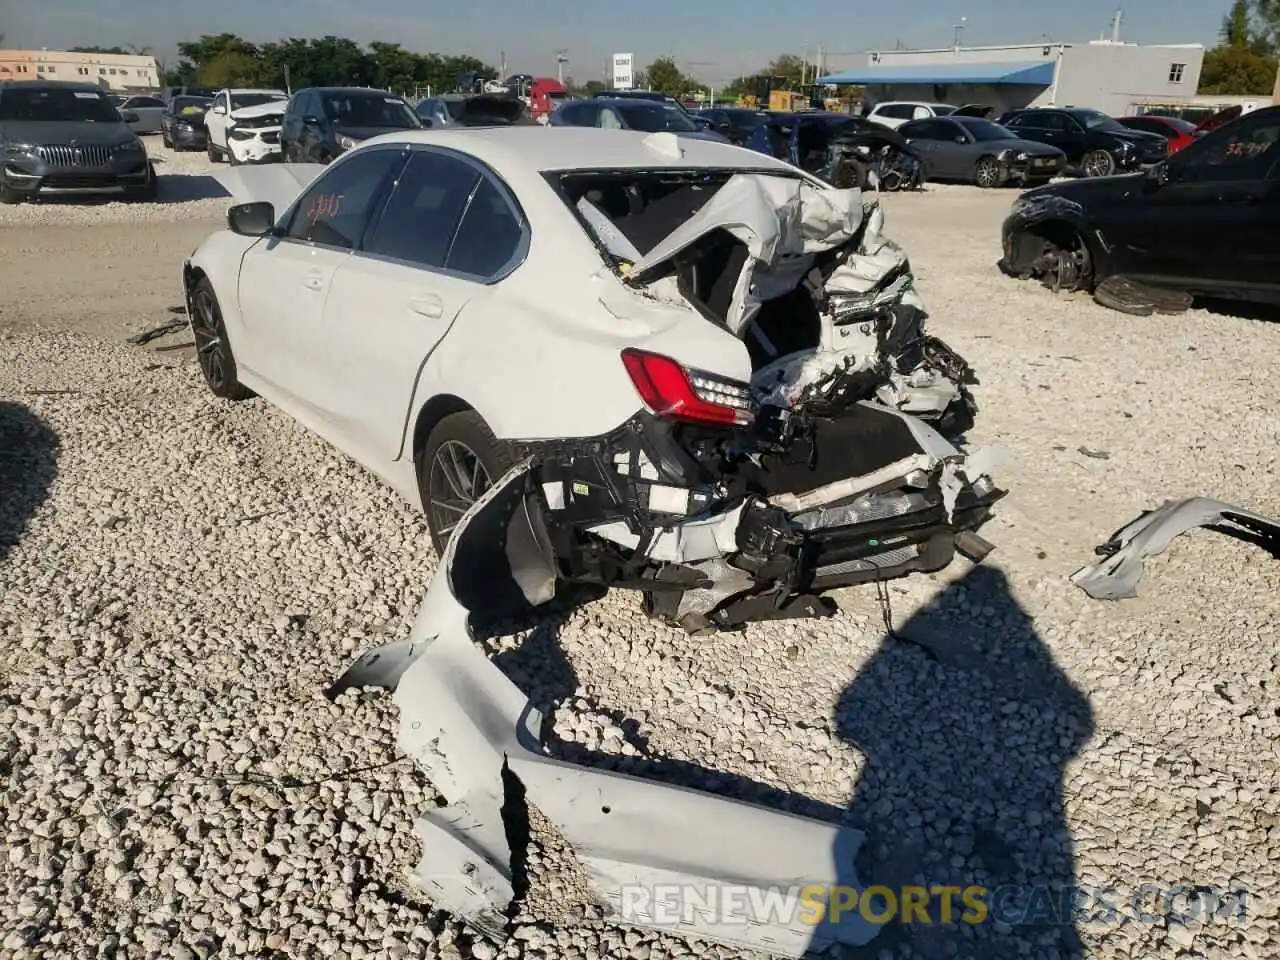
left=126, top=319, right=188, bottom=345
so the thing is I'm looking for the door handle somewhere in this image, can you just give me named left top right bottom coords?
left=409, top=295, right=444, bottom=318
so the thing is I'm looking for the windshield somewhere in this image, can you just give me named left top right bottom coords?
left=321, top=92, right=420, bottom=128
left=1153, top=116, right=1197, bottom=135
left=1073, top=109, right=1125, bottom=132
left=723, top=108, right=765, bottom=126
left=957, top=118, right=1019, bottom=141
left=615, top=102, right=699, bottom=132
left=230, top=93, right=286, bottom=111
left=0, top=87, right=123, bottom=123
left=931, top=105, right=957, bottom=116
left=172, top=97, right=212, bottom=115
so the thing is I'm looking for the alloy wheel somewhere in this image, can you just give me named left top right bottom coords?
left=975, top=158, right=1000, bottom=188
left=1083, top=151, right=1114, bottom=178
left=427, top=440, right=492, bottom=541
left=191, top=287, right=230, bottom=392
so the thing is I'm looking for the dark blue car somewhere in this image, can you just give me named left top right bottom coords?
left=745, top=111, right=924, bottom=191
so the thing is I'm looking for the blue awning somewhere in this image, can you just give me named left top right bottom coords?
left=818, top=61, right=1054, bottom=86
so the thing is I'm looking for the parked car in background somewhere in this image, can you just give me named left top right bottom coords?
left=899, top=115, right=1067, bottom=187
left=163, top=85, right=219, bottom=103
left=0, top=81, right=156, bottom=203
left=551, top=98, right=729, bottom=141
left=1000, top=107, right=1168, bottom=177
left=281, top=87, right=421, bottom=163
left=116, top=94, right=167, bottom=134
left=593, top=90, right=716, bottom=129
left=865, top=102, right=961, bottom=129
left=417, top=93, right=536, bottom=129
left=160, top=95, right=214, bottom=151
left=999, top=105, right=1280, bottom=308
left=694, top=106, right=767, bottom=145
left=184, top=127, right=999, bottom=630
left=1117, top=114, right=1200, bottom=154
left=746, top=111, right=924, bottom=190
left=205, top=88, right=288, bottom=164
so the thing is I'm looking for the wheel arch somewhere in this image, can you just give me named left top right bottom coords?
left=411, top=394, right=476, bottom=467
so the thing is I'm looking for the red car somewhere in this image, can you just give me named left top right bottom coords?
left=1118, top=105, right=1245, bottom=154
left=1117, top=114, right=1200, bottom=153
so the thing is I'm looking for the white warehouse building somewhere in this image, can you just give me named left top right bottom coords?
left=819, top=40, right=1206, bottom=117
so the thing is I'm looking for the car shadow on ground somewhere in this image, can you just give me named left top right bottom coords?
left=822, top=565, right=1095, bottom=959
left=156, top=173, right=229, bottom=204
left=0, top=402, right=59, bottom=562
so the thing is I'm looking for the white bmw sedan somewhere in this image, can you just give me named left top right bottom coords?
left=185, top=127, right=1005, bottom=631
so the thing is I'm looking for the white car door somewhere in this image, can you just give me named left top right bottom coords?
left=312, top=148, right=528, bottom=468
left=233, top=147, right=409, bottom=410
left=205, top=91, right=231, bottom=149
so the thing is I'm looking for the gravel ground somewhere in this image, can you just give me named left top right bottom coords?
left=1, top=182, right=1278, bottom=960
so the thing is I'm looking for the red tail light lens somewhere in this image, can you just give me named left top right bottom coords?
left=620, top=348, right=755, bottom=427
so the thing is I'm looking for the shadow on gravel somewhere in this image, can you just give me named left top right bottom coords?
left=479, top=589, right=849, bottom=823
left=826, top=565, right=1094, bottom=959
left=156, top=173, right=230, bottom=204
left=0, top=402, right=59, bottom=562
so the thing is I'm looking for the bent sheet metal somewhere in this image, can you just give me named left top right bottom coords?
left=329, top=462, right=882, bottom=957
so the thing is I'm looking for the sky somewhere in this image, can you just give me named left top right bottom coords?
left=8, top=0, right=1229, bottom=87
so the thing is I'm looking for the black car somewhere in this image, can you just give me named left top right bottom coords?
left=280, top=87, right=422, bottom=163
left=999, top=105, right=1280, bottom=308
left=899, top=115, right=1066, bottom=187
left=0, top=81, right=156, bottom=203
left=551, top=98, right=729, bottom=141
left=1000, top=107, right=1168, bottom=178
left=694, top=106, right=767, bottom=145
left=160, top=96, right=214, bottom=151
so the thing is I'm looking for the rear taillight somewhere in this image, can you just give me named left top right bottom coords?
left=621, top=348, right=755, bottom=427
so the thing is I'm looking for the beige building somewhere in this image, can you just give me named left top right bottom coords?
left=0, top=49, right=160, bottom=91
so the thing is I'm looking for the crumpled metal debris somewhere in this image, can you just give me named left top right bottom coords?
left=1071, top=497, right=1280, bottom=600
left=330, top=461, right=882, bottom=958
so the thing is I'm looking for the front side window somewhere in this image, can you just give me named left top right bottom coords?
left=284, top=148, right=406, bottom=249
left=361, top=151, right=480, bottom=267
left=1174, top=113, right=1280, bottom=182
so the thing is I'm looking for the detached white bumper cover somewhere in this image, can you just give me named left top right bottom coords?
left=1071, top=497, right=1280, bottom=600
left=329, top=462, right=881, bottom=957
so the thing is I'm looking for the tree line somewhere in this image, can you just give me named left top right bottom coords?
left=1200, top=0, right=1280, bottom=94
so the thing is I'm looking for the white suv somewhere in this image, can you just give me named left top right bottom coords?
left=866, top=101, right=959, bottom=129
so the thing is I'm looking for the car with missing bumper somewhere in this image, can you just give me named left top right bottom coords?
left=204, top=88, right=288, bottom=165
left=899, top=115, right=1066, bottom=187
left=0, top=80, right=157, bottom=203
left=185, top=129, right=1004, bottom=631
left=999, top=105, right=1280, bottom=311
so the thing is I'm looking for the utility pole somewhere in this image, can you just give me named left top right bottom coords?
left=500, top=50, right=506, bottom=77
left=953, top=16, right=967, bottom=51
left=555, top=50, right=568, bottom=85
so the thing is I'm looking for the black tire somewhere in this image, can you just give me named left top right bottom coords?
left=1082, top=149, right=1115, bottom=178
left=1096, top=276, right=1191, bottom=315
left=973, top=155, right=1001, bottom=188
left=128, top=162, right=158, bottom=202
left=1093, top=276, right=1156, bottom=316
left=207, top=141, right=223, bottom=163
left=189, top=277, right=255, bottom=400
left=417, top=411, right=515, bottom=554
left=162, top=132, right=172, bottom=149
left=831, top=157, right=870, bottom=190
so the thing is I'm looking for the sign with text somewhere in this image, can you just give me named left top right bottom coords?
left=612, top=53, right=634, bottom=90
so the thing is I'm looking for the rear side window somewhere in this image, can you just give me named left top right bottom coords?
left=445, top=177, right=524, bottom=278
left=361, top=151, right=480, bottom=267
left=284, top=148, right=405, bottom=249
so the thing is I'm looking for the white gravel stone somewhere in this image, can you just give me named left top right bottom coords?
left=0, top=184, right=1278, bottom=959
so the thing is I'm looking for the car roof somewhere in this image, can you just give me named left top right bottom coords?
left=304, top=87, right=402, bottom=96
left=875, top=101, right=953, bottom=108
left=224, top=88, right=287, bottom=96
left=1, top=79, right=105, bottom=92
left=357, top=126, right=792, bottom=174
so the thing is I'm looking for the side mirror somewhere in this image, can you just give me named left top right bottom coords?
left=228, top=201, right=276, bottom=237
left=120, top=111, right=139, bottom=124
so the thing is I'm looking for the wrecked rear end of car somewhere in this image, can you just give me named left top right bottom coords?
left=516, top=159, right=1006, bottom=631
